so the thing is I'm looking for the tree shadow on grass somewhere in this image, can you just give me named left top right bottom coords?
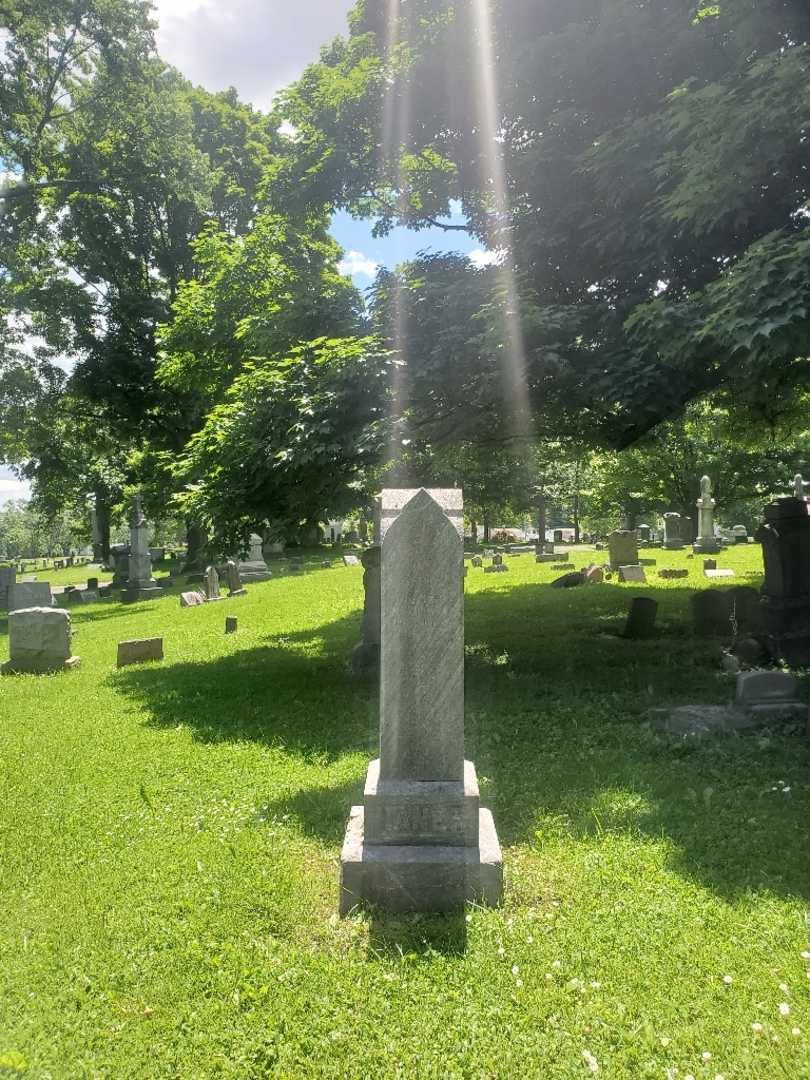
left=108, top=611, right=377, bottom=762
left=259, top=580, right=809, bottom=904
left=108, top=576, right=810, bottom=903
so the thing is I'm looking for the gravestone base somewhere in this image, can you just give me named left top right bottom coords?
left=239, top=570, right=272, bottom=583
left=123, top=583, right=163, bottom=602
left=693, top=539, right=722, bottom=554
left=662, top=540, right=685, bottom=550
left=2, top=655, right=81, bottom=676
left=340, top=805, right=502, bottom=915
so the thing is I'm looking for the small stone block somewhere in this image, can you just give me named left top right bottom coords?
left=484, top=564, right=509, bottom=573
left=659, top=569, right=689, bottom=579
left=618, top=564, right=647, bottom=583
left=705, top=568, right=735, bottom=578
left=536, top=554, right=558, bottom=563
left=79, top=591, right=100, bottom=604
left=117, top=637, right=164, bottom=668
left=703, top=559, right=717, bottom=570
left=343, top=555, right=360, bottom=566
left=225, top=616, right=238, bottom=634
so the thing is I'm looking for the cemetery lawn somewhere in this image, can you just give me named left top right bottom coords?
left=2, top=547, right=809, bottom=1079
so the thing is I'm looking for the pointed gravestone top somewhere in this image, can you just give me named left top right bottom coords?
left=379, top=488, right=464, bottom=783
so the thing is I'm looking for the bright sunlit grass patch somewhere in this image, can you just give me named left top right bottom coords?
left=1, top=544, right=808, bottom=1077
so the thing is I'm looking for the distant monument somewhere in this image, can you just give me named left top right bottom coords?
left=340, top=488, right=503, bottom=914
left=693, top=475, right=721, bottom=554
left=238, top=533, right=272, bottom=583
left=123, top=496, right=162, bottom=601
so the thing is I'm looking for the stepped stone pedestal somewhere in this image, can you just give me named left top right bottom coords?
left=340, top=488, right=503, bottom=915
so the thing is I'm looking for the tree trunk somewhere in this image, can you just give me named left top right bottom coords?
left=94, top=490, right=111, bottom=563
left=483, top=515, right=491, bottom=542
left=184, top=519, right=208, bottom=571
left=536, top=493, right=547, bottom=544
left=471, top=519, right=478, bottom=544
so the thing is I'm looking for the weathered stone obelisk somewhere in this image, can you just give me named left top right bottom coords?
left=339, top=488, right=503, bottom=914
left=693, top=475, right=721, bottom=554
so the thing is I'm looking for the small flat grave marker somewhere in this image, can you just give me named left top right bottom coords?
left=343, top=555, right=360, bottom=567
left=705, top=568, right=735, bottom=579
left=117, top=637, right=164, bottom=668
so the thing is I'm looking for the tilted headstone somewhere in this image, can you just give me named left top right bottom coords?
left=691, top=589, right=734, bottom=636
left=180, top=590, right=206, bottom=607
left=225, top=616, right=238, bottom=634
left=87, top=576, right=99, bottom=591
left=731, top=524, right=749, bottom=544
left=662, top=512, right=685, bottom=550
left=756, top=496, right=810, bottom=664
left=340, top=488, right=502, bottom=914
left=224, top=560, right=246, bottom=596
left=124, top=496, right=162, bottom=601
left=117, top=637, right=164, bottom=668
left=694, top=475, right=721, bottom=554
left=471, top=556, right=483, bottom=568
left=608, top=530, right=639, bottom=570
left=8, top=581, right=53, bottom=611
left=350, top=545, right=381, bottom=677
left=2, top=607, right=80, bottom=674
left=637, top=524, right=652, bottom=543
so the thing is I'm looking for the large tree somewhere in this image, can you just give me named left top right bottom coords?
left=275, top=0, right=810, bottom=447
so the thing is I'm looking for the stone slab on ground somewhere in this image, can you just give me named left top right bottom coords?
left=619, top=564, right=647, bottom=583
left=649, top=704, right=759, bottom=737
left=117, top=637, right=164, bottom=668
left=484, top=564, right=509, bottom=574
left=343, top=555, right=361, bottom=566
left=659, top=569, right=689, bottom=579
left=705, top=568, right=735, bottom=579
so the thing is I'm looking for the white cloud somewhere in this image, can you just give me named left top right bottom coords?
left=337, top=250, right=380, bottom=280
left=468, top=248, right=505, bottom=269
left=0, top=474, right=30, bottom=506
left=152, top=0, right=355, bottom=112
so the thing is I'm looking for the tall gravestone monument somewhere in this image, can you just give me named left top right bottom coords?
left=124, top=496, right=162, bottom=601
left=693, top=475, right=721, bottom=554
left=794, top=474, right=807, bottom=501
left=340, top=488, right=503, bottom=914
left=756, top=496, right=810, bottom=665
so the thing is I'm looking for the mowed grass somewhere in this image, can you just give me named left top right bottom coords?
left=1, top=545, right=809, bottom=1078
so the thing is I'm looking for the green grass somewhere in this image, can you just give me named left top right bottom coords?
left=1, top=545, right=809, bottom=1078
